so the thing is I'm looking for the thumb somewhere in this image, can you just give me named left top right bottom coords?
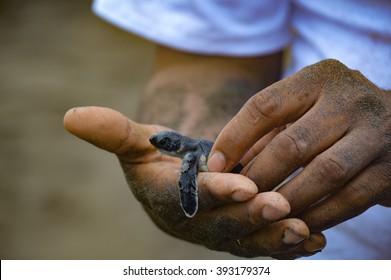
left=63, top=106, right=157, bottom=156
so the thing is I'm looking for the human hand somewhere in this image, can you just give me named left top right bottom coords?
left=208, top=59, right=391, bottom=233
left=64, top=106, right=325, bottom=258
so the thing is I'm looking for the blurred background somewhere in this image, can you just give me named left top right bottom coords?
left=0, top=0, right=254, bottom=259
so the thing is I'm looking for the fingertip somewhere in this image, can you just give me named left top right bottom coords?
left=63, top=107, right=79, bottom=132
left=63, top=107, right=98, bottom=139
left=207, top=151, right=226, bottom=172
left=64, top=106, right=118, bottom=135
left=231, top=177, right=258, bottom=201
left=198, top=173, right=258, bottom=210
left=282, top=219, right=310, bottom=245
left=63, top=106, right=131, bottom=153
left=261, top=192, right=291, bottom=221
left=303, top=233, right=327, bottom=253
left=246, top=192, right=291, bottom=226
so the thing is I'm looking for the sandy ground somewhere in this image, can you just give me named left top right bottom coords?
left=0, top=0, right=254, bottom=259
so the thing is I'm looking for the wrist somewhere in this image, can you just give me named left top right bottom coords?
left=137, top=46, right=283, bottom=140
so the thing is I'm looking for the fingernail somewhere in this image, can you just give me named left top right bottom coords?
left=207, top=152, right=226, bottom=172
left=282, top=227, right=307, bottom=245
left=303, top=234, right=326, bottom=253
left=262, top=204, right=288, bottom=221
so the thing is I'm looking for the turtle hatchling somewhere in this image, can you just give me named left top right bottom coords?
left=149, top=131, right=242, bottom=218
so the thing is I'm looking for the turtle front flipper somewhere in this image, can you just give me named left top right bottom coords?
left=179, top=152, right=199, bottom=218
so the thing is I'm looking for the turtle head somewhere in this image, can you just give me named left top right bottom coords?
left=149, top=131, right=183, bottom=155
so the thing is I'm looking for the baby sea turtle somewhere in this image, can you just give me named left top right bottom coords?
left=149, top=131, right=242, bottom=218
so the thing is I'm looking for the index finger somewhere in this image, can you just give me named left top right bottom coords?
left=207, top=72, right=319, bottom=173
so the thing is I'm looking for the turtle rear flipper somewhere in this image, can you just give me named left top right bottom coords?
left=179, top=152, right=199, bottom=218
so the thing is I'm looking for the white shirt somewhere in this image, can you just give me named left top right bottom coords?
left=92, top=0, right=391, bottom=259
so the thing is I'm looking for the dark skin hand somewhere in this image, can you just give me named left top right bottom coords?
left=208, top=59, right=391, bottom=235
left=64, top=46, right=326, bottom=259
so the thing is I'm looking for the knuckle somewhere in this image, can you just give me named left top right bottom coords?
left=379, top=114, right=391, bottom=144
left=244, top=90, right=281, bottom=124
left=271, top=129, right=310, bottom=163
left=343, top=180, right=374, bottom=206
left=349, top=91, right=386, bottom=119
left=300, top=59, right=348, bottom=83
left=314, top=154, right=350, bottom=183
left=318, top=59, right=347, bottom=71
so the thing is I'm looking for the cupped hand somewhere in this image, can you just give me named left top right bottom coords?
left=64, top=106, right=325, bottom=258
left=208, top=59, right=391, bottom=232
